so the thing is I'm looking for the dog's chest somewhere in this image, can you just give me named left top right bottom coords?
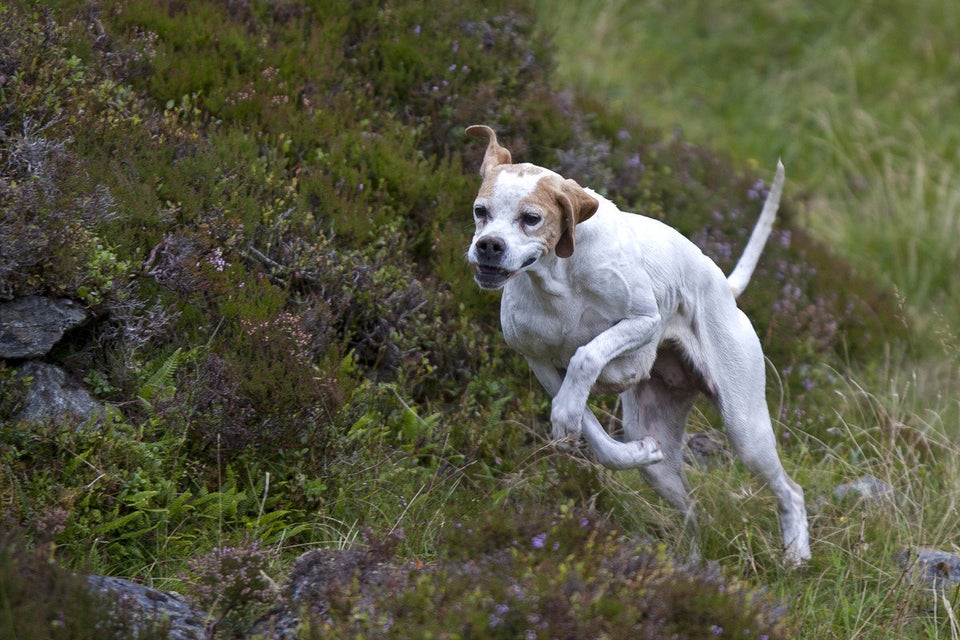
left=499, top=274, right=630, bottom=367
left=501, top=301, right=602, bottom=365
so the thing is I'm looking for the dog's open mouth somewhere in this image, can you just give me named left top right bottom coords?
left=474, top=264, right=514, bottom=290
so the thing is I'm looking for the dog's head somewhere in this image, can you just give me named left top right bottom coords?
left=465, top=125, right=599, bottom=290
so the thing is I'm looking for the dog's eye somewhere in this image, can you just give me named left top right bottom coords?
left=474, top=205, right=488, bottom=220
left=521, top=212, right=542, bottom=227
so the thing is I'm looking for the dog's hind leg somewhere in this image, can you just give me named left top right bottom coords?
left=722, top=405, right=810, bottom=565
left=710, top=325, right=811, bottom=565
left=622, top=378, right=700, bottom=554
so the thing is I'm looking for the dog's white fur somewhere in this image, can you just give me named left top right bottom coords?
left=465, top=125, right=810, bottom=565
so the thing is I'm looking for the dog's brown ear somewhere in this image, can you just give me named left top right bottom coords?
left=555, top=178, right=599, bottom=258
left=466, top=125, right=512, bottom=178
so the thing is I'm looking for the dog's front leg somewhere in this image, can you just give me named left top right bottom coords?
left=551, top=314, right=661, bottom=436
left=527, top=352, right=663, bottom=470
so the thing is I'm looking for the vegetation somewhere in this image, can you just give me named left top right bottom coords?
left=536, top=0, right=960, bottom=334
left=0, top=0, right=956, bottom=637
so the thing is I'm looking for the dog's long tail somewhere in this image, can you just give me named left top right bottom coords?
left=727, top=160, right=784, bottom=298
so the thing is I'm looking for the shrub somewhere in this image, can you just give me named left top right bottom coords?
left=292, top=504, right=786, bottom=639
left=182, top=540, right=277, bottom=634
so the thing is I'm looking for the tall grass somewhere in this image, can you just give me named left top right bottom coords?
left=535, top=0, right=960, bottom=329
left=783, top=367, right=960, bottom=638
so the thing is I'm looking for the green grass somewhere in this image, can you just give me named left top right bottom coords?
left=535, top=0, right=960, bottom=330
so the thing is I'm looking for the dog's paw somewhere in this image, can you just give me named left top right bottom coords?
left=550, top=404, right=582, bottom=441
left=630, top=436, right=664, bottom=465
left=783, top=536, right=812, bottom=569
left=784, top=548, right=811, bottom=570
left=550, top=434, right=579, bottom=454
left=550, top=423, right=582, bottom=442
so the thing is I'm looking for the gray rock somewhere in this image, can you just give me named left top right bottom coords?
left=16, top=361, right=104, bottom=427
left=895, top=548, right=960, bottom=589
left=251, top=547, right=406, bottom=639
left=0, top=296, right=91, bottom=359
left=832, top=476, right=895, bottom=503
left=250, top=548, right=368, bottom=638
left=683, top=430, right=731, bottom=468
left=88, top=575, right=208, bottom=640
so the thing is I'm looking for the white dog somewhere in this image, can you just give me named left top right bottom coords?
left=465, top=125, right=810, bottom=565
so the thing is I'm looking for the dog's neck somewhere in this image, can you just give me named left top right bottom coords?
left=517, top=253, right=566, bottom=298
left=516, top=243, right=590, bottom=301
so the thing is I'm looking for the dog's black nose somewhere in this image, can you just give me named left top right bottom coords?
left=476, top=236, right=506, bottom=262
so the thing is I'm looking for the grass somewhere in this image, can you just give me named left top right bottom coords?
left=535, top=0, right=960, bottom=332
left=492, top=368, right=960, bottom=638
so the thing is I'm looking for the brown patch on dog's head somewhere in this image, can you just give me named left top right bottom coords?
left=522, top=175, right=599, bottom=258
left=474, top=163, right=546, bottom=201
left=466, top=125, right=512, bottom=178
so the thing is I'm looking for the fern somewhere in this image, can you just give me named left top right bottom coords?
left=138, top=347, right=187, bottom=408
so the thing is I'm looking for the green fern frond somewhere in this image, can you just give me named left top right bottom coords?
left=138, top=347, right=186, bottom=406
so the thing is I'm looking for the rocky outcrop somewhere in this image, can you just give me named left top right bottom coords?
left=16, top=361, right=104, bottom=427
left=88, top=575, right=208, bottom=640
left=250, top=547, right=404, bottom=639
left=0, top=296, right=91, bottom=359
left=0, top=296, right=105, bottom=429
left=895, top=548, right=960, bottom=589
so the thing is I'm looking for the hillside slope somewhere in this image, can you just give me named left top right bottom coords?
left=2, top=1, right=945, bottom=637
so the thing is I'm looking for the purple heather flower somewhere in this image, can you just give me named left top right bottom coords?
left=778, top=229, right=792, bottom=248
left=532, top=533, right=547, bottom=549
left=489, top=604, right=510, bottom=628
left=508, top=584, right=526, bottom=600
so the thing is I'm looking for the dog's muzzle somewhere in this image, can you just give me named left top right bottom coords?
left=474, top=264, right=514, bottom=290
left=473, top=235, right=511, bottom=289
left=471, top=236, right=540, bottom=289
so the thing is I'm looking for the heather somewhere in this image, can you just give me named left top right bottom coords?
left=1, top=1, right=957, bottom=637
